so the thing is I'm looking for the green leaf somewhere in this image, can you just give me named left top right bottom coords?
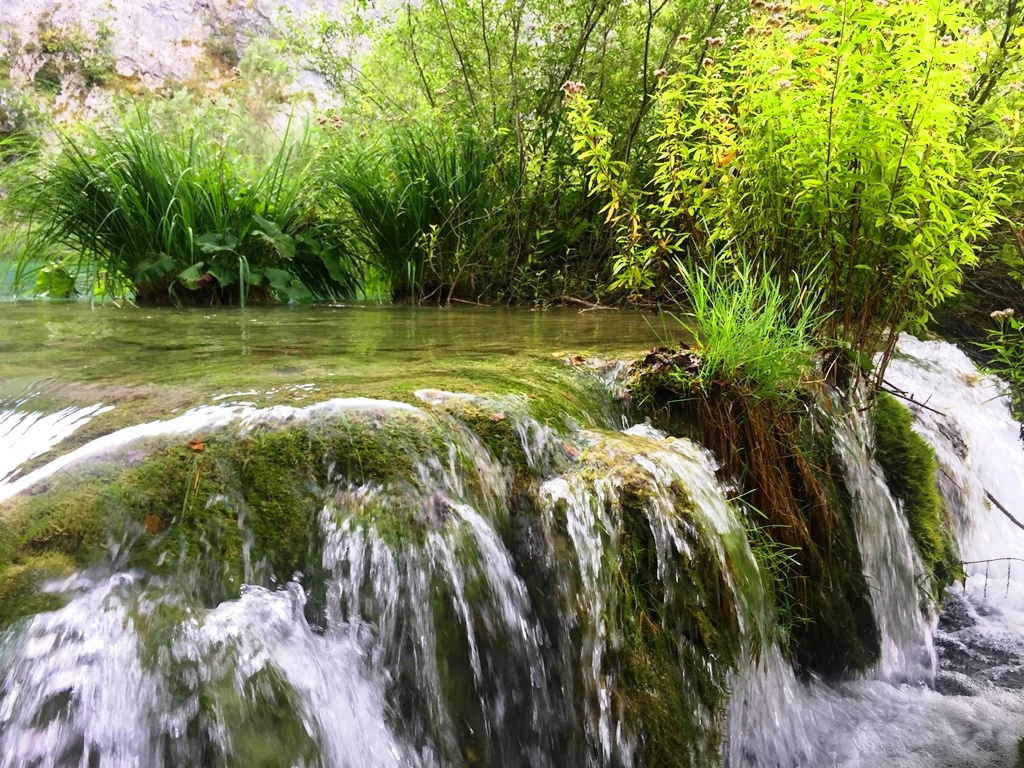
left=178, top=262, right=207, bottom=288
left=196, top=233, right=239, bottom=254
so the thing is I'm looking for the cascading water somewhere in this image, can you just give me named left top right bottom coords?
left=3, top=333, right=1024, bottom=767
left=727, top=335, right=1024, bottom=767
left=0, top=571, right=420, bottom=768
left=831, top=397, right=936, bottom=682
left=0, top=402, right=113, bottom=485
left=885, top=338, right=1024, bottom=698
left=534, top=424, right=773, bottom=767
left=0, top=381, right=774, bottom=767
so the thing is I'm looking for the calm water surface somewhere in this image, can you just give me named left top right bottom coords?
left=0, top=303, right=666, bottom=390
left=0, top=302, right=666, bottom=465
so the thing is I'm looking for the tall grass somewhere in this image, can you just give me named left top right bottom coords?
left=5, top=109, right=361, bottom=305
left=319, top=129, right=503, bottom=302
left=673, top=260, right=823, bottom=400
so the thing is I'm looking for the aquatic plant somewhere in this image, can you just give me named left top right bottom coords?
left=5, top=108, right=361, bottom=305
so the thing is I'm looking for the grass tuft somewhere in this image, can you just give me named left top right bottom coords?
left=672, top=259, right=822, bottom=401
left=318, top=127, right=502, bottom=302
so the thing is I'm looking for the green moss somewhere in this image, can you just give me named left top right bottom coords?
left=616, top=486, right=734, bottom=767
left=428, top=396, right=538, bottom=486
left=0, top=405, right=463, bottom=618
left=0, top=552, right=75, bottom=627
left=873, top=392, right=962, bottom=599
left=214, top=667, right=319, bottom=767
left=626, top=352, right=882, bottom=677
left=574, top=441, right=740, bottom=766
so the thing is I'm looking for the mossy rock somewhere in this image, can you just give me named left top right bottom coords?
left=422, top=391, right=573, bottom=488
left=0, top=402, right=464, bottom=621
left=785, top=405, right=881, bottom=676
left=872, top=391, right=963, bottom=599
left=625, top=353, right=881, bottom=677
left=570, top=435, right=746, bottom=766
left=212, top=666, right=320, bottom=768
left=616, top=485, right=734, bottom=767
left=0, top=552, right=76, bottom=626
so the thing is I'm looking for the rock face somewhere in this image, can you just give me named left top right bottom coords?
left=0, top=0, right=338, bottom=108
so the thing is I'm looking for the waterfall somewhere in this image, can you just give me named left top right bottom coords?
left=725, top=335, right=1024, bottom=767
left=3, top=335, right=1024, bottom=766
left=535, top=424, right=773, bottom=767
left=831, top=396, right=936, bottom=681
left=0, top=572, right=420, bottom=768
left=884, top=336, right=1024, bottom=696
left=0, top=385, right=775, bottom=766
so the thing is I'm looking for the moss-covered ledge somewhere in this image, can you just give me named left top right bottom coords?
left=0, top=401, right=477, bottom=625
left=872, top=391, right=963, bottom=600
left=625, top=346, right=882, bottom=677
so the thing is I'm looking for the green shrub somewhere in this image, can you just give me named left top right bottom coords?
left=976, top=310, right=1024, bottom=420
left=320, top=127, right=502, bottom=301
left=568, top=0, right=1013, bottom=365
left=33, top=15, right=115, bottom=90
left=6, top=108, right=361, bottom=304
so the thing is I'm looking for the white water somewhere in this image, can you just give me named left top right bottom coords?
left=832, top=396, right=936, bottom=681
left=0, top=573, right=418, bottom=768
left=537, top=424, right=772, bottom=767
left=0, top=403, right=113, bottom=486
left=886, top=338, right=1024, bottom=697
left=0, top=397, right=420, bottom=503
left=727, top=335, right=1024, bottom=768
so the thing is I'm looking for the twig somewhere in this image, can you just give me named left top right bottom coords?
left=985, top=490, right=1024, bottom=533
left=448, top=297, right=489, bottom=307
left=556, top=295, right=613, bottom=311
left=879, top=380, right=946, bottom=415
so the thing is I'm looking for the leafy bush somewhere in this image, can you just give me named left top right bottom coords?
left=32, top=15, right=116, bottom=90
left=5, top=109, right=360, bottom=305
left=977, top=309, right=1024, bottom=420
left=568, top=0, right=1015, bottom=366
left=285, top=0, right=746, bottom=302
left=320, top=128, right=503, bottom=302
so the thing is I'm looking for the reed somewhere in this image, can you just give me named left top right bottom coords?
left=319, top=128, right=503, bottom=302
left=6, top=108, right=360, bottom=305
